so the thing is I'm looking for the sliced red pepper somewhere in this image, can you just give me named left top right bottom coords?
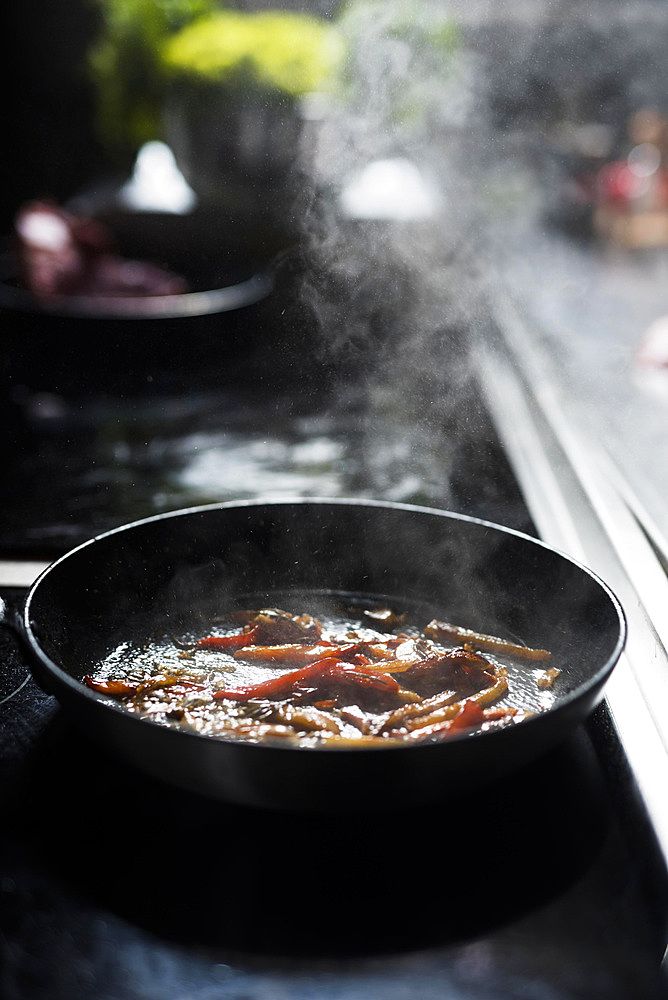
left=196, top=626, right=260, bottom=650
left=449, top=699, right=485, bottom=731
left=212, top=657, right=401, bottom=703
left=84, top=675, right=139, bottom=697
left=481, top=706, right=518, bottom=722
left=343, top=663, right=401, bottom=694
left=84, top=674, right=206, bottom=698
left=213, top=656, right=339, bottom=701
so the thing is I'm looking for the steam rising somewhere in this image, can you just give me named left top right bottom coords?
left=291, top=0, right=494, bottom=508
left=289, top=0, right=668, bottom=510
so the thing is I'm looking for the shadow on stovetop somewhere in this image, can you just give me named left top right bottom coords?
left=2, top=707, right=611, bottom=959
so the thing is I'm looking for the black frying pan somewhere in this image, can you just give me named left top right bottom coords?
left=4, top=499, right=625, bottom=810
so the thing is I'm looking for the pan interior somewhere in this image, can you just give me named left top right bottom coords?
left=41, top=583, right=586, bottom=749
left=26, top=503, right=624, bottom=712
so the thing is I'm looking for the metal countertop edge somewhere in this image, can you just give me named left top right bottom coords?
left=0, top=561, right=51, bottom=589
left=478, top=291, right=668, bottom=892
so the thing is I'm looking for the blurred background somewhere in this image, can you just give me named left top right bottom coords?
left=4, top=0, right=668, bottom=555
left=4, top=5, right=668, bottom=999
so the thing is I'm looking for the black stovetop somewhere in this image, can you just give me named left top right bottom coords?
left=2, top=599, right=666, bottom=1000
left=1, top=277, right=667, bottom=999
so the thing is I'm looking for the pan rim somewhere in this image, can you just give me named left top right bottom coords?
left=23, top=496, right=627, bottom=754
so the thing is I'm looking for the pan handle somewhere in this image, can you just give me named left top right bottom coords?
left=0, top=597, right=54, bottom=695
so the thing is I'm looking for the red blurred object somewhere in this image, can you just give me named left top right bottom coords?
left=596, top=160, right=668, bottom=207
left=597, top=161, right=646, bottom=205
left=14, top=201, right=189, bottom=301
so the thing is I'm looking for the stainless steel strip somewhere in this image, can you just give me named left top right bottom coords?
left=476, top=307, right=668, bottom=869
left=485, top=291, right=668, bottom=711
left=596, top=448, right=668, bottom=575
left=0, top=561, right=50, bottom=588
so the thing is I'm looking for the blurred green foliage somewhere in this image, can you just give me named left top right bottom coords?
left=88, top=0, right=458, bottom=165
left=89, top=0, right=217, bottom=163
left=162, top=10, right=344, bottom=99
left=89, top=0, right=341, bottom=163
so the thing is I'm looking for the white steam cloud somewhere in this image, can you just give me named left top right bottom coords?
left=284, top=0, right=668, bottom=511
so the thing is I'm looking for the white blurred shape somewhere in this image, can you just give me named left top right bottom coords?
left=637, top=316, right=668, bottom=369
left=628, top=142, right=661, bottom=179
left=16, top=210, right=70, bottom=250
left=339, top=157, right=440, bottom=221
left=119, top=141, right=197, bottom=214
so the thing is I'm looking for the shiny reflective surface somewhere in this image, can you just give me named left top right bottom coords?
left=1, top=369, right=530, bottom=559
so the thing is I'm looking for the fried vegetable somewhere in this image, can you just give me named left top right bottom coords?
left=84, top=676, right=140, bottom=697
left=232, top=642, right=344, bottom=665
left=272, top=703, right=346, bottom=736
left=249, top=609, right=322, bottom=644
left=361, top=606, right=407, bottom=628
left=424, top=620, right=552, bottom=661
left=195, top=626, right=260, bottom=650
left=405, top=671, right=508, bottom=733
left=536, top=666, right=562, bottom=688
left=379, top=666, right=509, bottom=735
left=402, top=701, right=518, bottom=742
left=85, top=603, right=555, bottom=747
left=213, top=656, right=419, bottom=708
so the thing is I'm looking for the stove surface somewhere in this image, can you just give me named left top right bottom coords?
left=1, top=355, right=530, bottom=562
left=2, top=261, right=667, bottom=999
left=1, top=588, right=666, bottom=1000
